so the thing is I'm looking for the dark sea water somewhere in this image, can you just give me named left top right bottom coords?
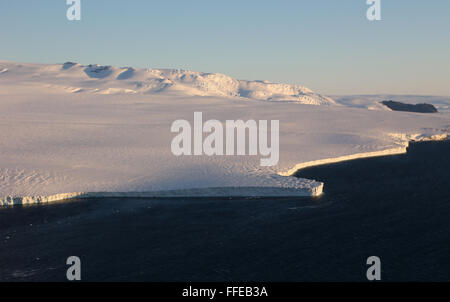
left=0, top=140, right=449, bottom=282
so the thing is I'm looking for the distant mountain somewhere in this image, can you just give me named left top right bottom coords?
left=381, top=100, right=438, bottom=113
left=0, top=60, right=335, bottom=105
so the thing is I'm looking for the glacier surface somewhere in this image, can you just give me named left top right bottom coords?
left=0, top=60, right=449, bottom=205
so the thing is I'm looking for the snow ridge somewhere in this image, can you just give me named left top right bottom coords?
left=0, top=61, right=335, bottom=105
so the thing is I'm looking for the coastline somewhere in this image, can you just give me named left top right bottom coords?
left=0, top=186, right=323, bottom=207
left=2, top=136, right=447, bottom=207
left=278, top=144, right=408, bottom=177
left=2, top=139, right=450, bottom=281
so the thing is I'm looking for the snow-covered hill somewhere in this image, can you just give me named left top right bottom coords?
left=0, top=60, right=448, bottom=205
left=334, top=95, right=450, bottom=112
left=0, top=61, right=335, bottom=105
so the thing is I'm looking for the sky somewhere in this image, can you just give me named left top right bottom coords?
left=0, top=0, right=449, bottom=95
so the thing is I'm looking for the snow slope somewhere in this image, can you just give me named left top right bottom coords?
left=0, top=61, right=335, bottom=105
left=334, top=95, right=450, bottom=112
left=0, top=61, right=449, bottom=205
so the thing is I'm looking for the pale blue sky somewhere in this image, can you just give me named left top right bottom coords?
left=0, top=0, right=449, bottom=95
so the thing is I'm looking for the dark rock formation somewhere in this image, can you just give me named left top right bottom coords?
left=381, top=100, right=438, bottom=113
